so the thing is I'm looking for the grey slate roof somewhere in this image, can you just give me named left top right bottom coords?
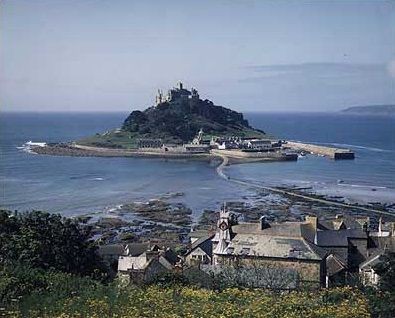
left=185, top=234, right=214, bottom=257
left=232, top=221, right=311, bottom=238
left=367, top=236, right=395, bottom=258
left=326, top=254, right=347, bottom=276
left=359, top=254, right=385, bottom=269
left=224, top=234, right=325, bottom=261
left=316, top=231, right=348, bottom=247
left=125, top=243, right=150, bottom=256
left=163, top=248, right=179, bottom=265
left=318, top=216, right=368, bottom=231
left=219, top=221, right=326, bottom=261
left=316, top=229, right=367, bottom=247
left=98, top=244, right=125, bottom=256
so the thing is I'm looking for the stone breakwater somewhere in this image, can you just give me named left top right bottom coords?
left=31, top=143, right=297, bottom=163
left=211, top=149, right=297, bottom=161
left=286, top=141, right=355, bottom=159
left=32, top=143, right=212, bottom=159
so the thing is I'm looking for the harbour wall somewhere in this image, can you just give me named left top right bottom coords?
left=211, top=149, right=297, bottom=161
left=286, top=141, right=355, bottom=160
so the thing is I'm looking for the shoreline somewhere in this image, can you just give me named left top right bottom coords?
left=28, top=142, right=394, bottom=217
left=30, top=143, right=295, bottom=165
left=32, top=143, right=213, bottom=160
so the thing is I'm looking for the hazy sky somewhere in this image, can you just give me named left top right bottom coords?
left=1, top=0, right=394, bottom=112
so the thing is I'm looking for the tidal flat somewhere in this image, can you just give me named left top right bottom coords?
left=84, top=186, right=395, bottom=248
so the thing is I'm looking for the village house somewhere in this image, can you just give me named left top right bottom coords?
left=359, top=254, right=386, bottom=287
left=184, top=208, right=395, bottom=289
left=244, top=139, right=273, bottom=151
left=137, top=138, right=163, bottom=148
left=184, top=230, right=214, bottom=266
left=210, top=209, right=327, bottom=288
left=118, top=244, right=180, bottom=284
left=112, top=210, right=394, bottom=288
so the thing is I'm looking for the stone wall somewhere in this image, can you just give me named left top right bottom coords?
left=214, top=255, right=325, bottom=287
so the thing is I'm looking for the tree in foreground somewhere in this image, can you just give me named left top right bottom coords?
left=0, top=209, right=105, bottom=277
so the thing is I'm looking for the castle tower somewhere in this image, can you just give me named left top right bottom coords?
left=191, top=87, right=199, bottom=99
left=155, top=89, right=164, bottom=106
left=177, top=81, right=183, bottom=90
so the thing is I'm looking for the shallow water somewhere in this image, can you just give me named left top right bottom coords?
left=1, top=112, right=394, bottom=217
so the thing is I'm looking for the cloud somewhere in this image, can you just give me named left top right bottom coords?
left=235, top=63, right=395, bottom=111
left=241, top=63, right=387, bottom=82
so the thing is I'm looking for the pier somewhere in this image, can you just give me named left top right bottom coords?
left=286, top=141, right=355, bottom=159
left=211, top=149, right=297, bottom=161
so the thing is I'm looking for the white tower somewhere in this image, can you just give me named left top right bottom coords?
left=213, top=204, right=231, bottom=256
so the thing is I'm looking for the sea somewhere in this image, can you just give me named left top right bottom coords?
left=1, top=112, right=394, bottom=218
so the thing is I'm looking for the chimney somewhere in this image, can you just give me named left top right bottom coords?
left=391, top=222, right=395, bottom=236
left=145, top=250, right=159, bottom=262
left=378, top=217, right=383, bottom=235
left=306, top=215, right=318, bottom=231
left=260, top=215, right=270, bottom=230
left=305, top=215, right=318, bottom=244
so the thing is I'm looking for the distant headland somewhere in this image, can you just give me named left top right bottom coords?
left=28, top=82, right=355, bottom=162
left=341, top=105, right=395, bottom=116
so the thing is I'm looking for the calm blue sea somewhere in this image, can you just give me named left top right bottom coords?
left=1, top=112, right=394, bottom=216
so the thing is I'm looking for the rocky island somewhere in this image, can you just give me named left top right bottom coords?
left=29, top=82, right=354, bottom=162
left=30, top=82, right=296, bottom=162
left=78, top=81, right=267, bottom=148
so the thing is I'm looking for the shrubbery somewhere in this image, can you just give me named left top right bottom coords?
left=1, top=210, right=394, bottom=317
left=0, top=210, right=106, bottom=277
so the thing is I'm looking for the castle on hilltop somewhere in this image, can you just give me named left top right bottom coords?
left=155, top=81, right=199, bottom=106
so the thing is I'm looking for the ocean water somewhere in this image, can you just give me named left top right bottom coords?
left=1, top=112, right=394, bottom=217
left=230, top=113, right=395, bottom=204
left=0, top=112, right=249, bottom=217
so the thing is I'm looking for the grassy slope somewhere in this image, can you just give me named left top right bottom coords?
left=77, top=127, right=269, bottom=149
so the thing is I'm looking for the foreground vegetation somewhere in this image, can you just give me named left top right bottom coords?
left=1, top=210, right=394, bottom=317
left=0, top=265, right=379, bottom=318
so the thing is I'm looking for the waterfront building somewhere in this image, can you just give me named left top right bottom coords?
left=244, top=139, right=273, bottom=150
left=137, top=138, right=163, bottom=148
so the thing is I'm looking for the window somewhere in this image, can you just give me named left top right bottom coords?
left=241, top=247, right=250, bottom=255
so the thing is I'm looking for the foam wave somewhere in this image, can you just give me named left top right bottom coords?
left=338, top=183, right=387, bottom=189
left=330, top=143, right=392, bottom=153
left=302, top=140, right=392, bottom=153
left=17, top=141, right=47, bottom=154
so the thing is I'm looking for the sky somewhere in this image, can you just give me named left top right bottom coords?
left=1, top=0, right=394, bottom=112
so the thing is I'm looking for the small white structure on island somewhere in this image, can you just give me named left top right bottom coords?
left=192, top=128, right=204, bottom=145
